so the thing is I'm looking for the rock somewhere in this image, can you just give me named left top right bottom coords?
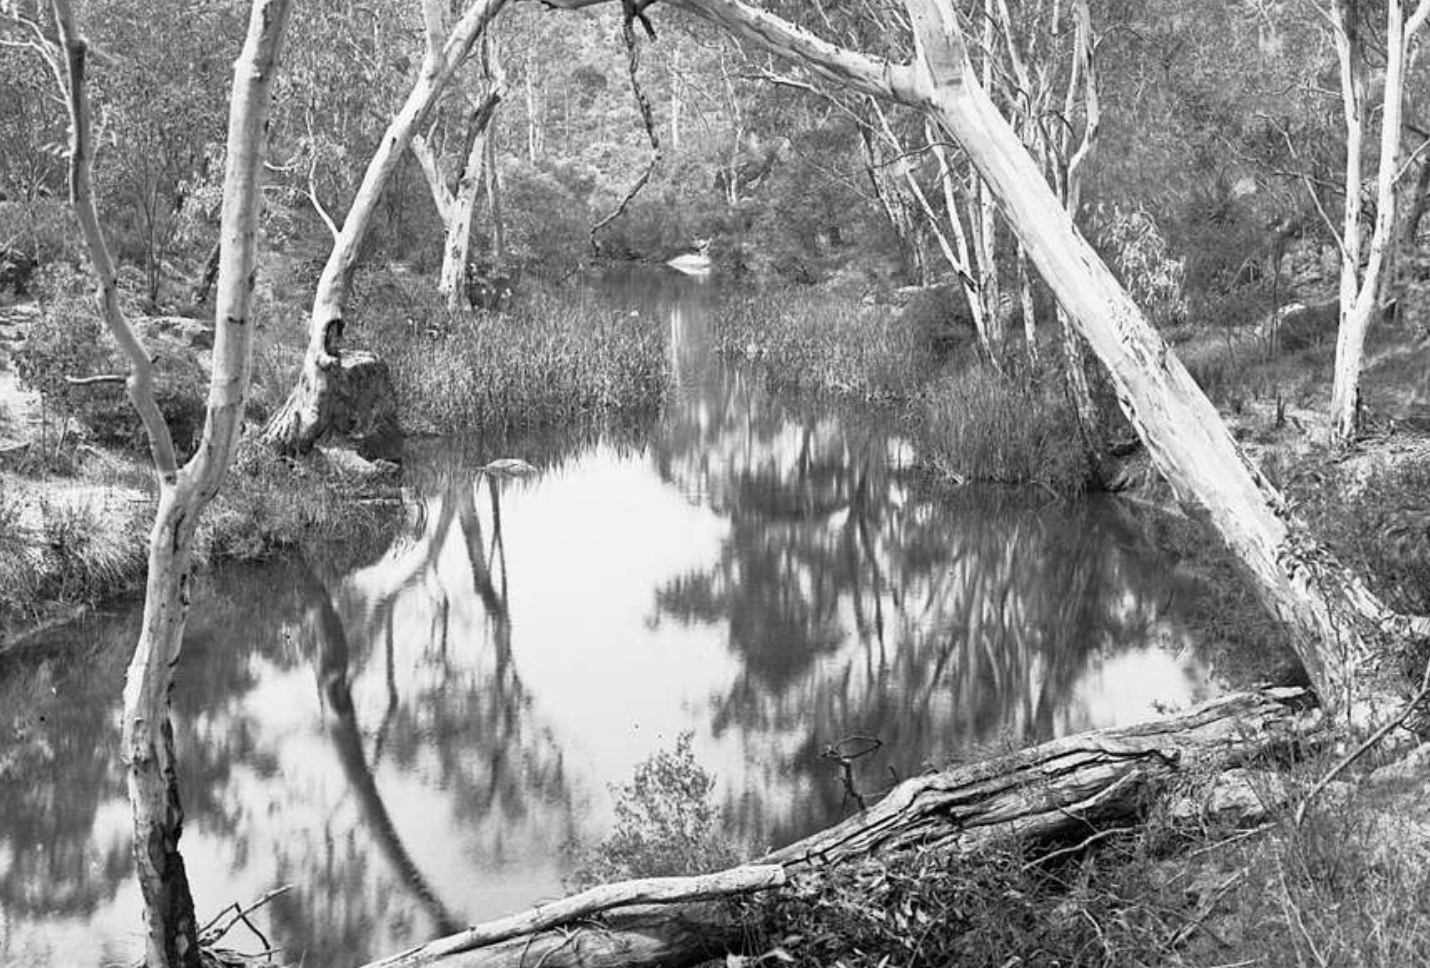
left=1263, top=300, right=1339, bottom=352
left=480, top=457, right=538, bottom=478
left=1368, top=743, right=1430, bottom=786
left=143, top=314, right=215, bottom=350
left=1168, top=768, right=1288, bottom=828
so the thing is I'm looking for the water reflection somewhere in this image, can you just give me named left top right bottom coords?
left=2, top=268, right=1224, bottom=968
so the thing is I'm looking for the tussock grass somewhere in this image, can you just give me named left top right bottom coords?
left=373, top=291, right=670, bottom=434
left=714, top=290, right=935, bottom=401
left=0, top=479, right=149, bottom=633
left=919, top=366, right=1093, bottom=494
left=197, top=441, right=400, bottom=566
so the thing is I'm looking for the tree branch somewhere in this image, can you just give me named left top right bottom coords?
left=358, top=866, right=785, bottom=968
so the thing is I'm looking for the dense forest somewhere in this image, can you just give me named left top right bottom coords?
left=4, top=1, right=1430, bottom=967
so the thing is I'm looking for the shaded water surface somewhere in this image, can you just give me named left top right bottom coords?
left=2, top=270, right=1221, bottom=967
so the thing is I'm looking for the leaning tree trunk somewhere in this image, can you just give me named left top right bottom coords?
left=50, top=1, right=291, bottom=965
left=262, top=0, right=508, bottom=454
left=352, top=688, right=1311, bottom=968
left=532, top=0, right=1430, bottom=714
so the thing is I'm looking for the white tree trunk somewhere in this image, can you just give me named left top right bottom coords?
left=50, top=1, right=291, bottom=965
left=264, top=0, right=508, bottom=453
left=413, top=50, right=506, bottom=311
left=1329, top=0, right=1430, bottom=441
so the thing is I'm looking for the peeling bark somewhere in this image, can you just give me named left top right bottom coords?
left=49, top=0, right=292, bottom=965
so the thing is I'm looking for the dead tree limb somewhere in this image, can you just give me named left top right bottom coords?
left=357, top=688, right=1314, bottom=968
left=589, top=9, right=662, bottom=254
left=359, top=866, right=785, bottom=968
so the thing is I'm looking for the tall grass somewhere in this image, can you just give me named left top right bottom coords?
left=919, top=366, right=1092, bottom=494
left=373, top=291, right=670, bottom=434
left=714, top=290, right=935, bottom=400
left=0, top=480, right=149, bottom=635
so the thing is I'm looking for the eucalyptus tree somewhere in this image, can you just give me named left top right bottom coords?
left=1326, top=0, right=1430, bottom=442
left=0, top=1, right=293, bottom=965
left=411, top=30, right=508, bottom=309
left=532, top=0, right=1427, bottom=718
left=262, top=0, right=509, bottom=454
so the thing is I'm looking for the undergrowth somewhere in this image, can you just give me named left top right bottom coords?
left=738, top=758, right=1430, bottom=968
left=566, top=733, right=740, bottom=891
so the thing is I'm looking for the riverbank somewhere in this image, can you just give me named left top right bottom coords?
left=688, top=283, right=1430, bottom=968
left=0, top=269, right=672, bottom=644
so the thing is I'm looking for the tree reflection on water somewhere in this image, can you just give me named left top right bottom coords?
left=0, top=270, right=1224, bottom=968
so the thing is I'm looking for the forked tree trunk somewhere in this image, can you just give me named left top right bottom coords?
left=1328, top=0, right=1430, bottom=442
left=262, top=0, right=508, bottom=454
left=540, top=0, right=1430, bottom=713
left=412, top=34, right=506, bottom=311
left=50, top=1, right=291, bottom=965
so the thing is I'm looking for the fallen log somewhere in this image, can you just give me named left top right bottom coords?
left=357, top=688, right=1315, bottom=968
left=361, top=866, right=785, bottom=968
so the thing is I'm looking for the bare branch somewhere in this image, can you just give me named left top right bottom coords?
left=65, top=372, right=127, bottom=386
left=358, top=866, right=786, bottom=968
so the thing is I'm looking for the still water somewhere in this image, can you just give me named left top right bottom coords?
left=2, top=270, right=1223, bottom=967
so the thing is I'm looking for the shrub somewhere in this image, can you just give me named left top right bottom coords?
left=567, top=733, right=740, bottom=890
left=1090, top=201, right=1187, bottom=328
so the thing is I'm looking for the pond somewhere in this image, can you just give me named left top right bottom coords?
left=1, top=269, right=1226, bottom=968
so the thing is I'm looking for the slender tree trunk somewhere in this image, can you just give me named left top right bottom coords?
left=262, top=0, right=508, bottom=454
left=412, top=36, right=506, bottom=311
left=929, top=134, right=993, bottom=357
left=50, top=1, right=291, bottom=965
left=1016, top=246, right=1038, bottom=364
left=1329, top=0, right=1430, bottom=441
left=485, top=121, right=507, bottom=266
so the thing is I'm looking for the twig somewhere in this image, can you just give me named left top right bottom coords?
left=1295, top=654, right=1430, bottom=825
left=64, top=372, right=126, bottom=386
left=1021, top=825, right=1131, bottom=871
left=200, top=884, right=293, bottom=949
left=590, top=10, right=661, bottom=254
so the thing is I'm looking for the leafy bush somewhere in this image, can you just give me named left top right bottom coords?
left=1090, top=202, right=1187, bottom=327
left=567, top=733, right=739, bottom=889
left=10, top=267, right=111, bottom=456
